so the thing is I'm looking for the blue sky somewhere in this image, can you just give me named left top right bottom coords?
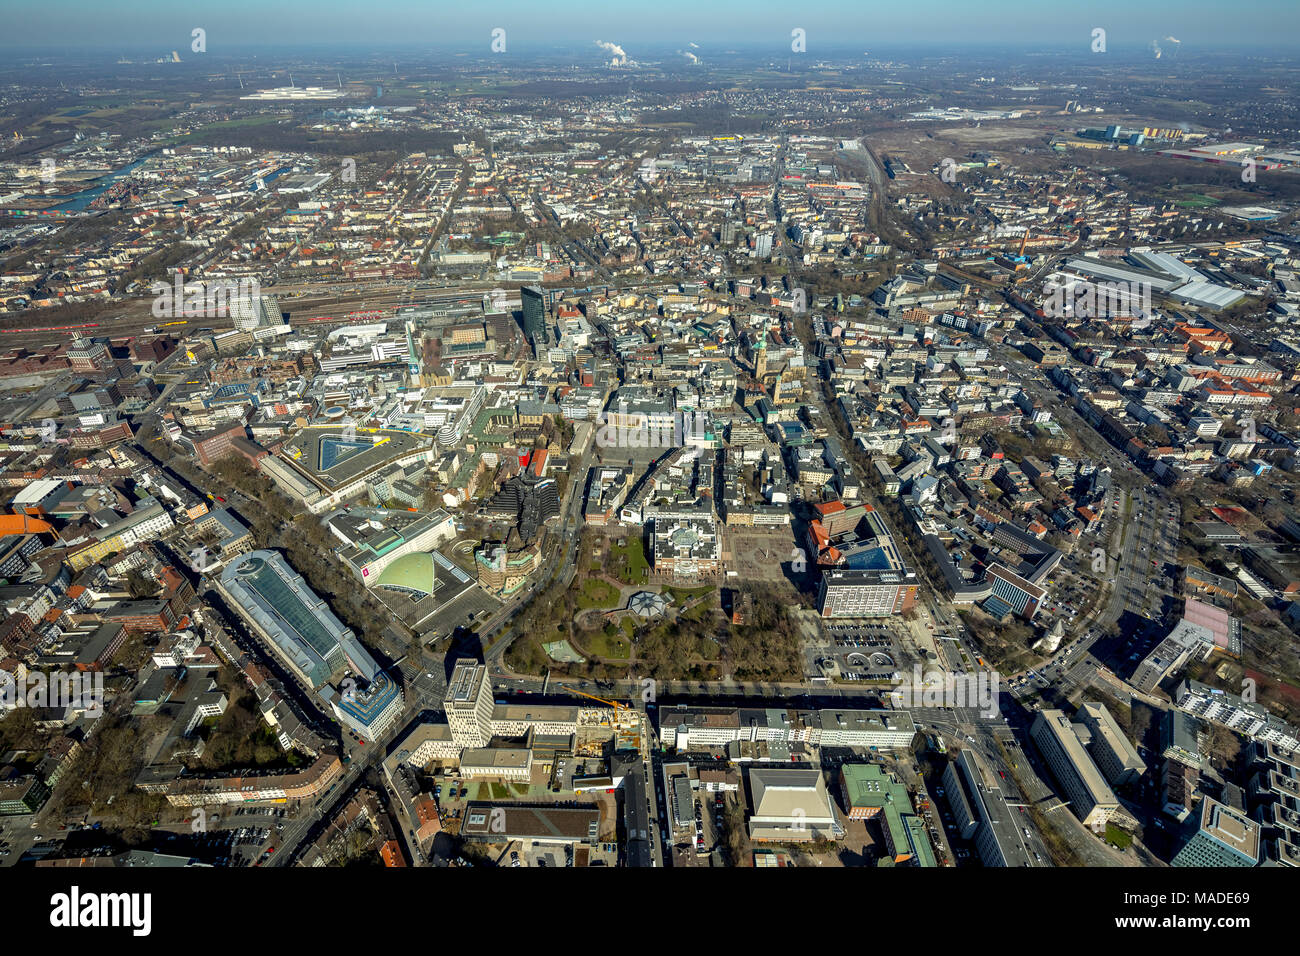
left=2, top=0, right=1298, bottom=52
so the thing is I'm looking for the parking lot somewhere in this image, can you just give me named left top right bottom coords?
left=821, top=621, right=904, bottom=682
left=666, top=789, right=730, bottom=866
left=501, top=839, right=576, bottom=868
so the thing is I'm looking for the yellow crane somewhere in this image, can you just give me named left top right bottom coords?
left=559, top=684, right=625, bottom=720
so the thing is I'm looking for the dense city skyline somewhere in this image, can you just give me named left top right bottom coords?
left=0, top=1, right=1290, bottom=938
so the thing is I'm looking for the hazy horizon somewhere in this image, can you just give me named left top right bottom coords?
left=1, top=0, right=1297, bottom=54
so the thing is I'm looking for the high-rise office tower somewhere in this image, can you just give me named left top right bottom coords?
left=521, top=285, right=546, bottom=344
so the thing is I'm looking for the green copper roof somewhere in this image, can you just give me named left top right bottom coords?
left=375, top=552, right=436, bottom=596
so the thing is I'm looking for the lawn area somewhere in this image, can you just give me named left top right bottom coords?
left=665, top=584, right=714, bottom=604
left=1105, top=824, right=1133, bottom=850
left=610, top=536, right=650, bottom=585
left=490, top=783, right=511, bottom=800
left=584, top=628, right=632, bottom=660
left=680, top=596, right=716, bottom=623
left=576, top=578, right=620, bottom=610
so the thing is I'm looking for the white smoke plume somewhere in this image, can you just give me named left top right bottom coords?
left=680, top=50, right=701, bottom=64
left=594, top=40, right=635, bottom=67
left=1151, top=35, right=1181, bottom=59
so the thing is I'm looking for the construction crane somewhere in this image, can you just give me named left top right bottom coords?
left=559, top=684, right=626, bottom=720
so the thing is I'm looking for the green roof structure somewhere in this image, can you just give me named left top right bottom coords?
left=375, top=552, right=437, bottom=596
left=840, top=763, right=937, bottom=867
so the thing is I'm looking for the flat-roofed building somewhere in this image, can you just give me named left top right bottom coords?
left=669, top=770, right=694, bottom=828
left=814, top=709, right=917, bottom=749
left=489, top=703, right=580, bottom=738
left=340, top=509, right=456, bottom=585
left=1176, top=679, right=1300, bottom=752
left=0, top=774, right=50, bottom=816
left=1078, top=702, right=1146, bottom=787
left=838, top=763, right=935, bottom=866
left=818, top=567, right=918, bottom=618
left=459, top=747, right=533, bottom=781
left=391, top=720, right=459, bottom=766
left=658, top=705, right=915, bottom=751
left=746, top=766, right=841, bottom=843
left=941, top=748, right=1033, bottom=867
left=193, top=508, right=254, bottom=562
left=1162, top=709, right=1206, bottom=770
left=1132, top=616, right=1218, bottom=693
left=1182, top=597, right=1239, bottom=652
left=1171, top=798, right=1260, bottom=867
left=1184, top=566, right=1239, bottom=600
left=651, top=511, right=723, bottom=578
left=460, top=802, right=601, bottom=844
left=1031, top=709, right=1120, bottom=829
left=194, top=424, right=247, bottom=467
left=331, top=671, right=404, bottom=743
left=9, top=479, right=69, bottom=517
left=444, top=658, right=494, bottom=748
left=475, top=540, right=543, bottom=596
left=1250, top=741, right=1300, bottom=867
left=258, top=455, right=324, bottom=509
left=942, top=756, right=979, bottom=841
